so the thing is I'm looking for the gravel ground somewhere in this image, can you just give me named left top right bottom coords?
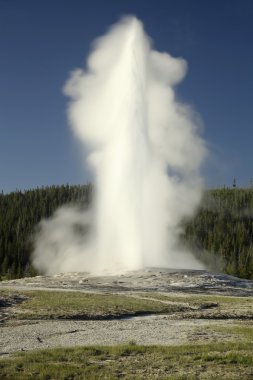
left=0, top=317, right=237, bottom=356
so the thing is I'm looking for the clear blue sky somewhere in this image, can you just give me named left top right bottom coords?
left=1, top=0, right=253, bottom=192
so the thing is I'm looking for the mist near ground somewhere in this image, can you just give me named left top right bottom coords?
left=33, top=16, right=206, bottom=275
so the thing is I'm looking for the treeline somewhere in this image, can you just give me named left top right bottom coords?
left=183, top=188, right=253, bottom=279
left=0, top=185, right=253, bottom=279
left=0, top=184, right=92, bottom=279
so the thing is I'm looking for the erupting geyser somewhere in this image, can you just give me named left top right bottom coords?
left=33, top=17, right=206, bottom=275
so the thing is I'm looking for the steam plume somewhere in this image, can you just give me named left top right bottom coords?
left=33, top=17, right=206, bottom=275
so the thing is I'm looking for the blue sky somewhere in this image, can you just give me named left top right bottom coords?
left=0, top=0, right=253, bottom=192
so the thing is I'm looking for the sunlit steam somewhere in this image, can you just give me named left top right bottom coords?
left=33, top=17, right=206, bottom=275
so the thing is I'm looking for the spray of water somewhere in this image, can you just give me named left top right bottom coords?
left=33, top=17, right=206, bottom=275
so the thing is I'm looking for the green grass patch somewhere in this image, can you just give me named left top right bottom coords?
left=141, top=292, right=253, bottom=305
left=0, top=289, right=191, bottom=321
left=212, top=324, right=253, bottom=340
left=138, top=292, right=253, bottom=319
left=1, top=342, right=253, bottom=379
left=1, top=289, right=253, bottom=321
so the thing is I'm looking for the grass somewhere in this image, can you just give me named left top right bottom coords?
left=0, top=289, right=191, bottom=321
left=1, top=288, right=253, bottom=321
left=138, top=292, right=253, bottom=319
left=212, top=324, right=253, bottom=341
left=140, top=291, right=253, bottom=305
left=1, top=342, right=253, bottom=379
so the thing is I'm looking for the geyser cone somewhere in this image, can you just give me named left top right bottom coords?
left=33, top=17, right=206, bottom=275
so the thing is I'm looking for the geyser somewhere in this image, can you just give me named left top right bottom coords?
left=33, top=17, right=206, bottom=275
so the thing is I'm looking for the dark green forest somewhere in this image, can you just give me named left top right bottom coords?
left=0, top=185, right=253, bottom=280
left=0, top=184, right=92, bottom=279
left=184, top=188, right=253, bottom=279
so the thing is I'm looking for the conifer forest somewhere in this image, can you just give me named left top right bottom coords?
left=0, top=185, right=252, bottom=280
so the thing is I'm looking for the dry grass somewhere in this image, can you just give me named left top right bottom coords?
left=1, top=288, right=252, bottom=321
left=1, top=342, right=253, bottom=379
left=0, top=289, right=191, bottom=321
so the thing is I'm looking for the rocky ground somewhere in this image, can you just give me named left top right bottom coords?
left=1, top=268, right=253, bottom=296
left=0, top=269, right=253, bottom=356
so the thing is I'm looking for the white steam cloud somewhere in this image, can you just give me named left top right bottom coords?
left=33, top=17, right=206, bottom=275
